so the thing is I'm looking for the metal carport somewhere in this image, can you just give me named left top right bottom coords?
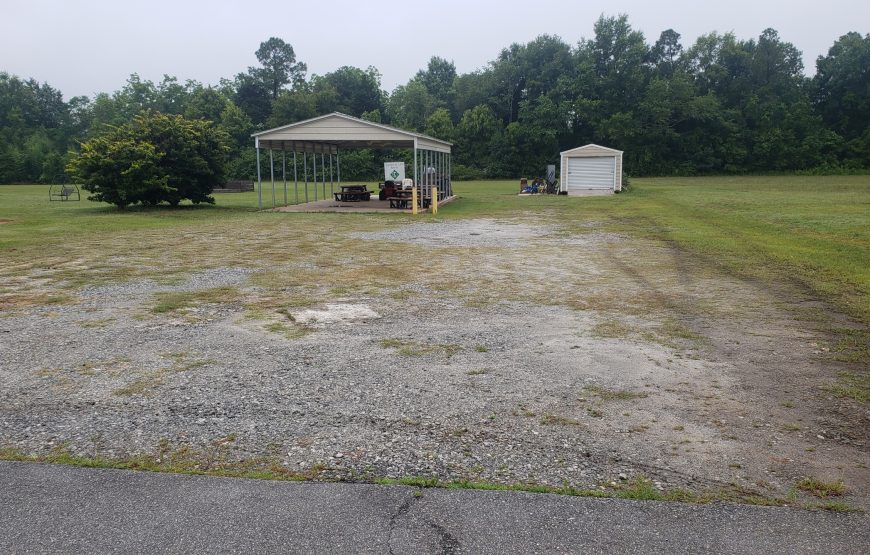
left=251, top=112, right=453, bottom=209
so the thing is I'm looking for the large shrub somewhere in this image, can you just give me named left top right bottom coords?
left=67, top=112, right=229, bottom=209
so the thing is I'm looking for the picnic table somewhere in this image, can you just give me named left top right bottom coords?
left=333, top=185, right=372, bottom=202
left=388, top=189, right=431, bottom=209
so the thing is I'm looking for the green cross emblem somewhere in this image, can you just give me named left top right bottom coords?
left=390, top=169, right=400, bottom=179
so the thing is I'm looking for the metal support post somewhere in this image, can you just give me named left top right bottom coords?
left=256, top=146, right=262, bottom=209
left=293, top=151, right=298, bottom=204
left=269, top=149, right=275, bottom=208
left=304, top=152, right=309, bottom=203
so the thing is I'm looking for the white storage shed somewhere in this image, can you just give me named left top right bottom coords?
left=559, top=144, right=623, bottom=194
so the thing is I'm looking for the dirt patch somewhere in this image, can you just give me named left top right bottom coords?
left=291, top=303, right=381, bottom=326
left=352, top=218, right=622, bottom=248
left=0, top=219, right=12, bottom=225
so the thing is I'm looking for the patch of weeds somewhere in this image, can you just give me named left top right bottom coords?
left=462, top=297, right=493, bottom=309
left=379, top=338, right=404, bottom=349
left=783, top=423, right=802, bottom=432
left=152, top=286, right=240, bottom=314
left=587, top=408, right=604, bottom=418
left=612, top=475, right=662, bottom=501
left=466, top=368, right=492, bottom=376
left=795, top=477, right=846, bottom=498
left=376, top=476, right=440, bottom=488
left=591, top=319, right=632, bottom=339
left=821, top=326, right=870, bottom=365
left=659, top=318, right=702, bottom=341
left=0, top=444, right=321, bottom=482
left=781, top=401, right=795, bottom=408
left=583, top=384, right=648, bottom=401
left=389, top=289, right=414, bottom=301
left=474, top=344, right=489, bottom=353
left=112, top=379, right=151, bottom=397
left=672, top=425, right=685, bottom=431
left=161, top=352, right=215, bottom=372
left=822, top=372, right=870, bottom=403
left=264, top=321, right=311, bottom=340
left=0, top=291, right=73, bottom=312
left=540, top=414, right=583, bottom=426
left=379, top=338, right=461, bottom=358
left=806, top=501, right=859, bottom=512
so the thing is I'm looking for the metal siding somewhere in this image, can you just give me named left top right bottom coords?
left=566, top=156, right=616, bottom=190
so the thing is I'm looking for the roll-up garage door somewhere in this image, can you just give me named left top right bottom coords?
left=566, top=156, right=615, bottom=190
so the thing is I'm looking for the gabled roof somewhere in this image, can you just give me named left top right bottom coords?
left=560, top=143, right=623, bottom=156
left=252, top=112, right=451, bottom=154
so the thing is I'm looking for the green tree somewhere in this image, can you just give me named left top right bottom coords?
left=233, top=73, right=272, bottom=125
left=814, top=32, right=870, bottom=163
left=185, top=87, right=230, bottom=122
left=67, top=112, right=229, bottom=209
left=455, top=105, right=503, bottom=172
left=387, top=79, right=435, bottom=130
left=313, top=66, right=382, bottom=117
left=649, top=29, right=685, bottom=77
left=253, top=37, right=307, bottom=98
left=424, top=108, right=455, bottom=142
left=267, top=90, right=316, bottom=128
left=416, top=56, right=456, bottom=107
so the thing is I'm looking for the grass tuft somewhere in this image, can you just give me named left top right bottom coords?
left=795, top=477, right=847, bottom=498
left=152, top=286, right=240, bottom=314
left=822, top=372, right=870, bottom=403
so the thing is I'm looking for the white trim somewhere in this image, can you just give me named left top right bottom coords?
left=559, top=143, right=623, bottom=156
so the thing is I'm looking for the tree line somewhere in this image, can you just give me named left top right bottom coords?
left=1, top=14, right=868, bottom=183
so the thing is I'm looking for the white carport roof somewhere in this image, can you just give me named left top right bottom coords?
left=252, top=112, right=452, bottom=154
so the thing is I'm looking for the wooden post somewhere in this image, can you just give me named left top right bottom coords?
left=431, top=188, right=438, bottom=214
left=411, top=186, right=418, bottom=215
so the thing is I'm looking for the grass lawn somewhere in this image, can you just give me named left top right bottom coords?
left=3, top=175, right=868, bottom=330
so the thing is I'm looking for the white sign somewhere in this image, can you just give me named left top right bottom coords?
left=384, top=162, right=405, bottom=182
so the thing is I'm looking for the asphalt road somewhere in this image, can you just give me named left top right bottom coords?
left=1, top=461, right=867, bottom=554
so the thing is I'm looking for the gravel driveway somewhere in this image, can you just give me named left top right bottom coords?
left=1, top=218, right=867, bottom=508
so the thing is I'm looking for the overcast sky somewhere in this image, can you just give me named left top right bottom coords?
left=2, top=0, right=867, bottom=99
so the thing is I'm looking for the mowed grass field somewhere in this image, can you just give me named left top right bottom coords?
left=2, top=175, right=868, bottom=333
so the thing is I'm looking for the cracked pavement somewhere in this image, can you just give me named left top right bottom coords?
left=2, top=461, right=868, bottom=554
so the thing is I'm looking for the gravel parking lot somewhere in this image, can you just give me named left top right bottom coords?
left=1, top=218, right=867, bottom=508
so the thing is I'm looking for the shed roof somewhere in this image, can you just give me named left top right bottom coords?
left=252, top=112, right=452, bottom=154
left=560, top=143, right=623, bottom=156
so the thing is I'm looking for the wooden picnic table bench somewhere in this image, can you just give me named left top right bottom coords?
left=388, top=190, right=431, bottom=209
left=333, top=185, right=372, bottom=202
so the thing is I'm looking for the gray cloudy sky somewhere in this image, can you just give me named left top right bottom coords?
left=2, top=0, right=867, bottom=99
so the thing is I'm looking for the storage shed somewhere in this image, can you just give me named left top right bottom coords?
left=559, top=144, right=623, bottom=194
